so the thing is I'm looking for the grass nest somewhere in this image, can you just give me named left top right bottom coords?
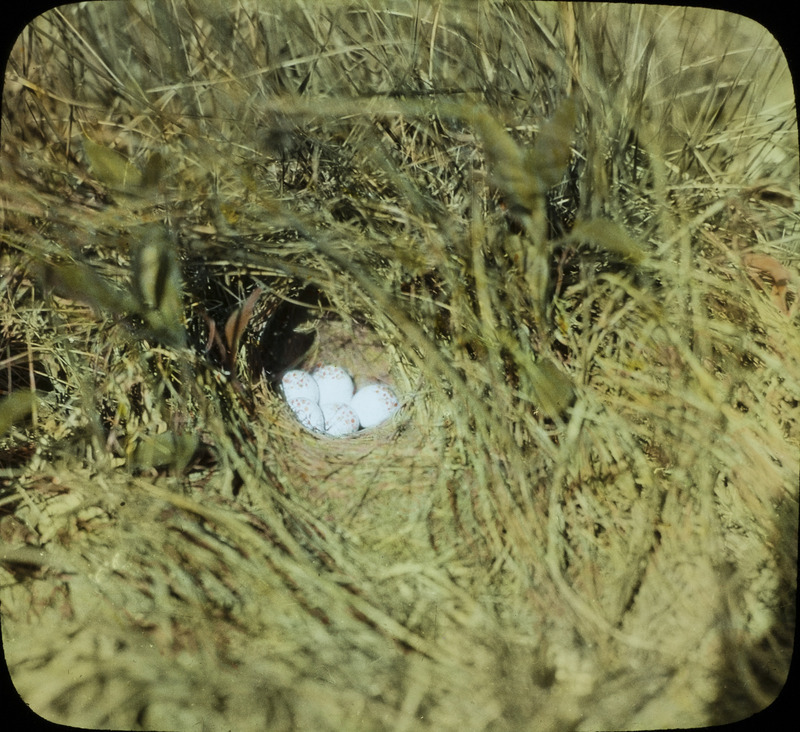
left=1, top=2, right=798, bottom=730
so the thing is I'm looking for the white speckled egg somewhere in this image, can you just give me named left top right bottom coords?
left=321, top=402, right=360, bottom=437
left=281, top=369, right=319, bottom=403
left=287, top=397, right=325, bottom=432
left=350, top=384, right=399, bottom=428
left=313, top=365, right=355, bottom=406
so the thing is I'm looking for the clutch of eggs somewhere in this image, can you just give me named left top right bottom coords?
left=281, top=366, right=399, bottom=436
left=320, top=402, right=360, bottom=437
left=286, top=397, right=325, bottom=432
left=280, top=369, right=320, bottom=402
left=350, top=383, right=400, bottom=428
left=312, top=365, right=354, bottom=405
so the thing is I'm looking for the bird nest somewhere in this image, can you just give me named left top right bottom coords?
left=0, top=2, right=797, bottom=730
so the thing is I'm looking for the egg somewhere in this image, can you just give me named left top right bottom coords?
left=287, top=397, right=325, bottom=432
left=321, top=402, right=360, bottom=437
left=312, top=365, right=355, bottom=406
left=280, top=369, right=320, bottom=402
left=350, top=384, right=399, bottom=428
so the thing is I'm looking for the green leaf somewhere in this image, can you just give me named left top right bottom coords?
left=131, top=224, right=187, bottom=347
left=527, top=357, right=576, bottom=418
left=43, top=259, right=137, bottom=315
left=473, top=99, right=576, bottom=212
left=473, top=110, right=540, bottom=211
left=128, top=430, right=199, bottom=472
left=566, top=218, right=646, bottom=264
left=82, top=136, right=143, bottom=192
left=529, top=98, right=576, bottom=189
left=141, top=150, right=166, bottom=189
left=0, top=391, right=36, bottom=436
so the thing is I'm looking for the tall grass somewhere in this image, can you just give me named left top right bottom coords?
left=1, top=2, right=797, bottom=730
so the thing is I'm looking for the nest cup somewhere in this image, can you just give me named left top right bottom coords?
left=245, top=283, right=410, bottom=437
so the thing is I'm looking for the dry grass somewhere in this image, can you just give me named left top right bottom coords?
left=1, top=2, right=798, bottom=730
